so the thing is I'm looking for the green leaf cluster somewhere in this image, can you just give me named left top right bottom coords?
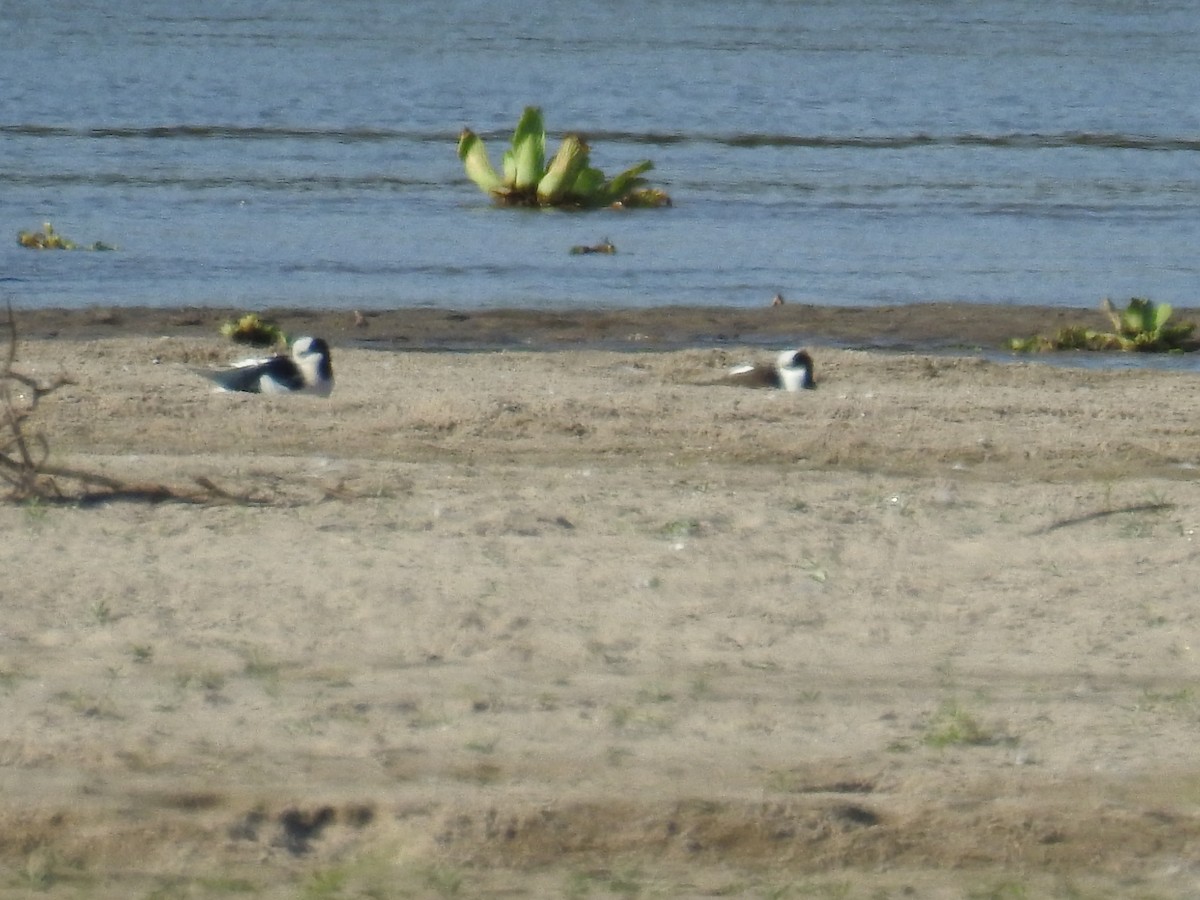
left=1009, top=297, right=1196, bottom=353
left=220, top=313, right=288, bottom=348
left=457, top=107, right=670, bottom=209
left=1100, top=296, right=1193, bottom=349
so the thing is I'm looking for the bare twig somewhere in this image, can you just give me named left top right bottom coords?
left=0, top=303, right=280, bottom=507
left=0, top=303, right=74, bottom=499
left=1030, top=502, right=1175, bottom=535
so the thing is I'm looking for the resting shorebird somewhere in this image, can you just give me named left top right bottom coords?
left=198, top=336, right=334, bottom=396
left=724, top=349, right=816, bottom=391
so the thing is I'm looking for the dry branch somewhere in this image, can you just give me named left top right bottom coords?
left=0, top=303, right=271, bottom=506
left=1030, top=502, right=1175, bottom=535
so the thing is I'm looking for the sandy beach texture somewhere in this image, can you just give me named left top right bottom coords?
left=3, top=304, right=1200, bottom=898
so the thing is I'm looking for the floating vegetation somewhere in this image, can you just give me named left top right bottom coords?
left=458, top=107, right=671, bottom=210
left=220, top=314, right=287, bottom=348
left=570, top=238, right=616, bottom=255
left=17, top=222, right=115, bottom=251
left=1008, top=297, right=1197, bottom=353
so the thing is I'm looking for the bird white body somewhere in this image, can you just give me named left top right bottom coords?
left=725, top=349, right=815, bottom=391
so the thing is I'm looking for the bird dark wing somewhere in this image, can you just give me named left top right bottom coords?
left=255, top=355, right=307, bottom=391
left=203, top=356, right=304, bottom=393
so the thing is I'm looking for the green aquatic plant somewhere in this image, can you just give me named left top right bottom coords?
left=1008, top=297, right=1196, bottom=353
left=570, top=238, right=616, bottom=255
left=1007, top=325, right=1101, bottom=353
left=458, top=107, right=671, bottom=209
left=220, top=313, right=288, bottom=348
left=17, top=221, right=115, bottom=251
left=1100, top=296, right=1195, bottom=350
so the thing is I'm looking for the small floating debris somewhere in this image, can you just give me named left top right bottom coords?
left=220, top=313, right=288, bottom=348
left=17, top=221, right=115, bottom=251
left=570, top=238, right=616, bottom=255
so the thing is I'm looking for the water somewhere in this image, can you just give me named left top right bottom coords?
left=3, top=0, right=1199, bottom=312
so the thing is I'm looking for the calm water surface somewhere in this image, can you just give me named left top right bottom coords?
left=2, top=1, right=1198, bottom=311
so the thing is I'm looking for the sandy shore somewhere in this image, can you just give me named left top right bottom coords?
left=3, top=307, right=1200, bottom=897
left=12, top=299, right=1181, bottom=352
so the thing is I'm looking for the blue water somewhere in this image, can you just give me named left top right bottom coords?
left=3, top=0, right=1199, bottom=311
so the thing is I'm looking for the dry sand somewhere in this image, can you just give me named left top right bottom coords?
left=3, top=305, right=1200, bottom=897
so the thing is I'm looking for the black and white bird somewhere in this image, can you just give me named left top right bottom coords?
left=199, top=336, right=334, bottom=396
left=723, top=349, right=816, bottom=391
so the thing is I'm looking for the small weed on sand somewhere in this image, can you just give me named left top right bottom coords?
left=17, top=848, right=69, bottom=891
left=195, top=875, right=259, bottom=894
left=1136, top=687, right=1196, bottom=714
left=241, top=647, right=283, bottom=695
left=297, top=853, right=397, bottom=900
left=130, top=643, right=154, bottom=664
left=659, top=517, right=702, bottom=538
left=22, top=495, right=48, bottom=526
left=90, top=599, right=114, bottom=625
left=568, top=867, right=644, bottom=898
left=635, top=683, right=676, bottom=704
left=54, top=689, right=120, bottom=719
left=923, top=702, right=998, bottom=748
left=688, top=674, right=713, bottom=699
left=605, top=745, right=634, bottom=767
left=242, top=648, right=281, bottom=679
left=308, top=667, right=354, bottom=689
left=967, top=880, right=1030, bottom=899
left=1117, top=517, right=1157, bottom=538
left=609, top=705, right=633, bottom=729
left=0, top=668, right=24, bottom=693
left=174, top=669, right=228, bottom=703
left=301, top=866, right=347, bottom=900
left=200, top=671, right=227, bottom=692
left=421, top=864, right=465, bottom=897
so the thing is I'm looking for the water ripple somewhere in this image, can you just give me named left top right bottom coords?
left=4, top=123, right=1199, bottom=153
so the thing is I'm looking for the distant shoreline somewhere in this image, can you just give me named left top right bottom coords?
left=6, top=301, right=1162, bottom=354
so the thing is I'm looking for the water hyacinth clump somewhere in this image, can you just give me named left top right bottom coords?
left=457, top=107, right=670, bottom=210
left=1008, top=297, right=1197, bottom=353
left=17, top=222, right=115, bottom=251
